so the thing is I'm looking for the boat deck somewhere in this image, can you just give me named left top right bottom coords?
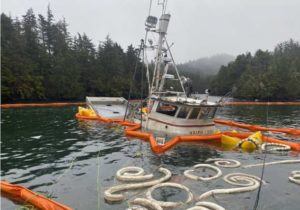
left=86, top=97, right=127, bottom=119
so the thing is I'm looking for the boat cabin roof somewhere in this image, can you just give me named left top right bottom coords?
left=154, top=96, right=221, bottom=107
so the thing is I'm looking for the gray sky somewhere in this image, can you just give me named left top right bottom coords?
left=2, top=0, right=299, bottom=62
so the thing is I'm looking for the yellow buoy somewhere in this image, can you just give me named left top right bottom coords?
left=78, top=106, right=96, bottom=117
left=221, top=135, right=241, bottom=150
left=221, top=131, right=263, bottom=151
left=239, top=131, right=262, bottom=150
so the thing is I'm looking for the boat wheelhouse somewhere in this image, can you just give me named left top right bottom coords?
left=145, top=96, right=219, bottom=135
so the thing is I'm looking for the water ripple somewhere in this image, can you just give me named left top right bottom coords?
left=1, top=105, right=300, bottom=210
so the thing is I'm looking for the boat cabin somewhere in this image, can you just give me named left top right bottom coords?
left=155, top=101, right=217, bottom=120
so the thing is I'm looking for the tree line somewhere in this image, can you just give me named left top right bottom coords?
left=209, top=39, right=300, bottom=100
left=2, top=8, right=299, bottom=102
left=1, top=7, right=144, bottom=102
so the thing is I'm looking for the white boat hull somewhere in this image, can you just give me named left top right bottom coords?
left=144, top=112, right=216, bottom=136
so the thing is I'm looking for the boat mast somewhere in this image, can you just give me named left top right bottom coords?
left=151, top=0, right=170, bottom=95
left=144, top=0, right=186, bottom=99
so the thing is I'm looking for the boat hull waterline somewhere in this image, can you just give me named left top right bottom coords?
left=75, top=112, right=300, bottom=153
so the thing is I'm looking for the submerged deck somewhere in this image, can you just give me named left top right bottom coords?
left=86, top=97, right=127, bottom=119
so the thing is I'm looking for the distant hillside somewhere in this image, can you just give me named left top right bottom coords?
left=177, top=54, right=235, bottom=93
left=178, top=54, right=235, bottom=76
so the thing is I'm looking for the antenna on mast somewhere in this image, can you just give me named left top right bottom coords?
left=158, top=0, right=168, bottom=14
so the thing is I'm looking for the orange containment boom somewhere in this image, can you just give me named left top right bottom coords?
left=214, top=119, right=300, bottom=136
left=224, top=101, right=300, bottom=106
left=0, top=181, right=73, bottom=210
left=75, top=111, right=300, bottom=153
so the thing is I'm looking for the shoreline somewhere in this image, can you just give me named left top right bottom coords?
left=1, top=101, right=300, bottom=109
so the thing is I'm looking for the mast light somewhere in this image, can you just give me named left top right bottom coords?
left=145, top=16, right=158, bottom=28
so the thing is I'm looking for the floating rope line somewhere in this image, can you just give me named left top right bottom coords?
left=116, top=166, right=154, bottom=182
left=205, top=158, right=241, bottom=168
left=104, top=167, right=171, bottom=202
left=110, top=162, right=300, bottom=210
left=243, top=159, right=300, bottom=168
left=146, top=182, right=193, bottom=208
left=289, top=171, right=300, bottom=185
left=184, top=164, right=222, bottom=181
left=187, top=201, right=225, bottom=210
left=128, top=198, right=162, bottom=210
left=261, top=143, right=291, bottom=153
left=198, top=173, right=264, bottom=201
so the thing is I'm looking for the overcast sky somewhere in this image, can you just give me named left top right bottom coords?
left=2, top=0, right=299, bottom=62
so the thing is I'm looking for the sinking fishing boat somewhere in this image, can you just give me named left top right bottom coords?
left=83, top=1, right=222, bottom=136
left=76, top=1, right=300, bottom=154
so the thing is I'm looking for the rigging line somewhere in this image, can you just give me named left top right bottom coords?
left=97, top=149, right=101, bottom=210
left=149, top=32, right=159, bottom=95
left=163, top=0, right=168, bottom=14
left=148, top=0, right=153, bottom=16
left=144, top=45, right=151, bottom=93
left=123, top=39, right=144, bottom=121
left=140, top=39, right=146, bottom=128
left=253, top=97, right=270, bottom=210
left=165, top=39, right=187, bottom=97
left=157, top=0, right=166, bottom=15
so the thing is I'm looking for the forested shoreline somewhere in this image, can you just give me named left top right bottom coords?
left=210, top=39, right=300, bottom=100
left=1, top=8, right=300, bottom=102
left=1, top=8, right=143, bottom=103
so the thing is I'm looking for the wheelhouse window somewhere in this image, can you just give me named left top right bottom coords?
left=176, top=106, right=191, bottom=119
left=156, top=102, right=178, bottom=116
left=208, top=107, right=217, bottom=118
left=189, top=108, right=201, bottom=119
left=199, top=107, right=217, bottom=119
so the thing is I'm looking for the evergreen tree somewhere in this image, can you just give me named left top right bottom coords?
left=210, top=39, right=300, bottom=100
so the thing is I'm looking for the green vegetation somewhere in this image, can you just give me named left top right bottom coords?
left=1, top=7, right=143, bottom=102
left=209, top=39, right=300, bottom=100
left=2, top=7, right=299, bottom=102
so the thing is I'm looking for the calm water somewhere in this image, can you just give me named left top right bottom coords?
left=1, top=105, right=300, bottom=210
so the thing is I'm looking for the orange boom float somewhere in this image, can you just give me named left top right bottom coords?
left=0, top=181, right=73, bottom=210
left=75, top=108, right=300, bottom=154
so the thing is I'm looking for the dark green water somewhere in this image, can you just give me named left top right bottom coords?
left=1, top=105, right=300, bottom=210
